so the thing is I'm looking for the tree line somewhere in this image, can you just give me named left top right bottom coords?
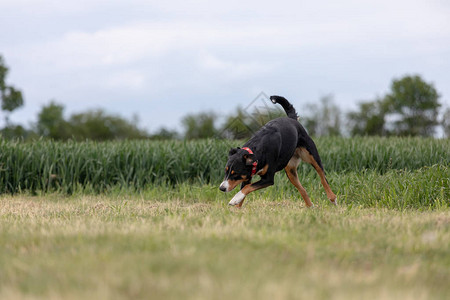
left=180, top=75, right=449, bottom=139
left=1, top=55, right=449, bottom=140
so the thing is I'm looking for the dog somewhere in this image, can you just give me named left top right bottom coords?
left=219, top=95, right=337, bottom=208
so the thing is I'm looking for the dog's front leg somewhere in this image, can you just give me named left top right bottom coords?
left=229, top=190, right=247, bottom=207
left=230, top=180, right=251, bottom=208
left=229, top=177, right=274, bottom=207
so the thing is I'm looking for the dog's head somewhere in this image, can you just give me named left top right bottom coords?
left=219, top=147, right=256, bottom=192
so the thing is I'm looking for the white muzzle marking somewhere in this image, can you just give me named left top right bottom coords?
left=220, top=181, right=230, bottom=192
left=229, top=191, right=246, bottom=206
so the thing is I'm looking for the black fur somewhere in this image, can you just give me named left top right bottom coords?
left=221, top=95, right=331, bottom=203
left=270, top=95, right=298, bottom=120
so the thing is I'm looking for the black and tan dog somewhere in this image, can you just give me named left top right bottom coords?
left=219, top=95, right=337, bottom=208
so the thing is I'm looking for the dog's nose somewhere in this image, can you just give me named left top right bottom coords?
left=219, top=181, right=229, bottom=192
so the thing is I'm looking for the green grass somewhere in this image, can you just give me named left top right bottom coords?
left=98, top=165, right=448, bottom=210
left=0, top=195, right=449, bottom=300
left=1, top=137, right=449, bottom=194
left=0, top=137, right=448, bottom=298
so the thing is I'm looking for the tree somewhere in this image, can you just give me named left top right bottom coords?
left=384, top=75, right=440, bottom=136
left=220, top=107, right=250, bottom=139
left=442, top=107, right=450, bottom=138
left=220, top=106, right=286, bottom=139
left=0, top=125, right=37, bottom=140
left=0, top=55, right=24, bottom=126
left=220, top=106, right=285, bottom=139
left=36, top=101, right=71, bottom=140
left=347, top=99, right=386, bottom=136
left=182, top=112, right=217, bottom=139
left=68, top=110, right=148, bottom=141
left=347, top=75, right=442, bottom=137
left=150, top=127, right=179, bottom=140
left=303, top=95, right=342, bottom=136
left=36, top=101, right=149, bottom=140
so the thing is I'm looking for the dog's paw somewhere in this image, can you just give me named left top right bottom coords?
left=330, top=196, right=338, bottom=205
left=228, top=191, right=246, bottom=206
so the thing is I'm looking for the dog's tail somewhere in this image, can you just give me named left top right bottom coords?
left=269, top=95, right=298, bottom=120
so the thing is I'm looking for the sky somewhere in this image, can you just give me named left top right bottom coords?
left=1, top=0, right=449, bottom=134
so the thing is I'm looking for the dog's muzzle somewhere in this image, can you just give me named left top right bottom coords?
left=219, top=181, right=229, bottom=192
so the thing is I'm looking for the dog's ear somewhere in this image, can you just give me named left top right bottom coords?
left=243, top=153, right=255, bottom=166
left=229, top=147, right=239, bottom=156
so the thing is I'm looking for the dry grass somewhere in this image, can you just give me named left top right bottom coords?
left=1, top=195, right=449, bottom=300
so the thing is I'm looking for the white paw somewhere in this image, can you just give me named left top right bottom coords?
left=228, top=191, right=246, bottom=206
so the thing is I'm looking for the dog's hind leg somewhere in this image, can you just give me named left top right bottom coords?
left=298, top=147, right=337, bottom=205
left=285, top=152, right=314, bottom=207
left=284, top=167, right=314, bottom=207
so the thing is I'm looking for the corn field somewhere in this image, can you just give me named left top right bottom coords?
left=0, top=137, right=448, bottom=194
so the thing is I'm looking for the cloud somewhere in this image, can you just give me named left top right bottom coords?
left=2, top=0, right=450, bottom=131
left=16, top=26, right=166, bottom=71
left=4, top=4, right=449, bottom=107
left=104, top=69, right=146, bottom=90
left=199, top=53, right=275, bottom=80
left=7, top=0, right=448, bottom=74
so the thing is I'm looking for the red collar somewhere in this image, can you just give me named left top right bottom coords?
left=242, top=147, right=258, bottom=177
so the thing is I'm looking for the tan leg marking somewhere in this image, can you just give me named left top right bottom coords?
left=298, top=147, right=337, bottom=203
left=241, top=184, right=260, bottom=195
left=285, top=166, right=314, bottom=207
left=256, top=164, right=269, bottom=176
left=285, top=150, right=314, bottom=207
left=231, top=179, right=271, bottom=207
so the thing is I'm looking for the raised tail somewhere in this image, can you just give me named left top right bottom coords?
left=269, top=95, right=298, bottom=120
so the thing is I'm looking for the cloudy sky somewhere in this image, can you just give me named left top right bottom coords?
left=1, top=0, right=449, bottom=133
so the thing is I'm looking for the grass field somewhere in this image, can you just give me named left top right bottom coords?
left=1, top=194, right=449, bottom=300
left=1, top=137, right=449, bottom=194
left=0, top=137, right=449, bottom=299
